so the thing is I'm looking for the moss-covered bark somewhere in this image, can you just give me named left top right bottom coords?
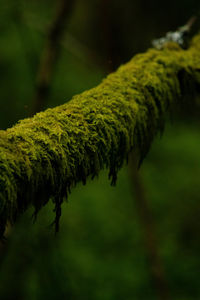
left=0, top=34, right=200, bottom=237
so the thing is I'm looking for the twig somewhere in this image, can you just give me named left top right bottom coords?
left=152, top=16, right=197, bottom=49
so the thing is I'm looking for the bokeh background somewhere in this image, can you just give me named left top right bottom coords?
left=0, top=0, right=200, bottom=299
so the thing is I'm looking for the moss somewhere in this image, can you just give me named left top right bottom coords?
left=0, top=34, right=200, bottom=237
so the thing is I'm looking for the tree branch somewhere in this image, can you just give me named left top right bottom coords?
left=32, top=0, right=74, bottom=114
left=0, top=34, right=200, bottom=237
left=129, top=155, right=170, bottom=300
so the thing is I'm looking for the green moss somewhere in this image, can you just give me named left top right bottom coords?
left=0, top=34, right=200, bottom=237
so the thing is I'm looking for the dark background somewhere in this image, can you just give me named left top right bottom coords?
left=0, top=0, right=200, bottom=299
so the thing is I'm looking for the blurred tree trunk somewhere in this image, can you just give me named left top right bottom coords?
left=31, top=0, right=74, bottom=114
left=129, top=155, right=170, bottom=300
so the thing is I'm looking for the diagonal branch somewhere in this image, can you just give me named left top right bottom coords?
left=32, top=0, right=74, bottom=114
left=0, top=34, right=200, bottom=237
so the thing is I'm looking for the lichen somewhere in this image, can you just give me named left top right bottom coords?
left=0, top=33, right=200, bottom=237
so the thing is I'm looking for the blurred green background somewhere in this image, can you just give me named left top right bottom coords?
left=0, top=0, right=200, bottom=299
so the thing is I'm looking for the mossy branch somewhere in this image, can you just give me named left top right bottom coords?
left=0, top=34, right=200, bottom=237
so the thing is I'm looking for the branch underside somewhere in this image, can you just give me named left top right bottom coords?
left=0, top=34, right=200, bottom=237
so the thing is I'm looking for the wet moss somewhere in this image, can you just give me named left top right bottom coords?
left=0, top=34, right=200, bottom=236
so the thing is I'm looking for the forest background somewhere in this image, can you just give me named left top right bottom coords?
left=0, top=0, right=200, bottom=299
